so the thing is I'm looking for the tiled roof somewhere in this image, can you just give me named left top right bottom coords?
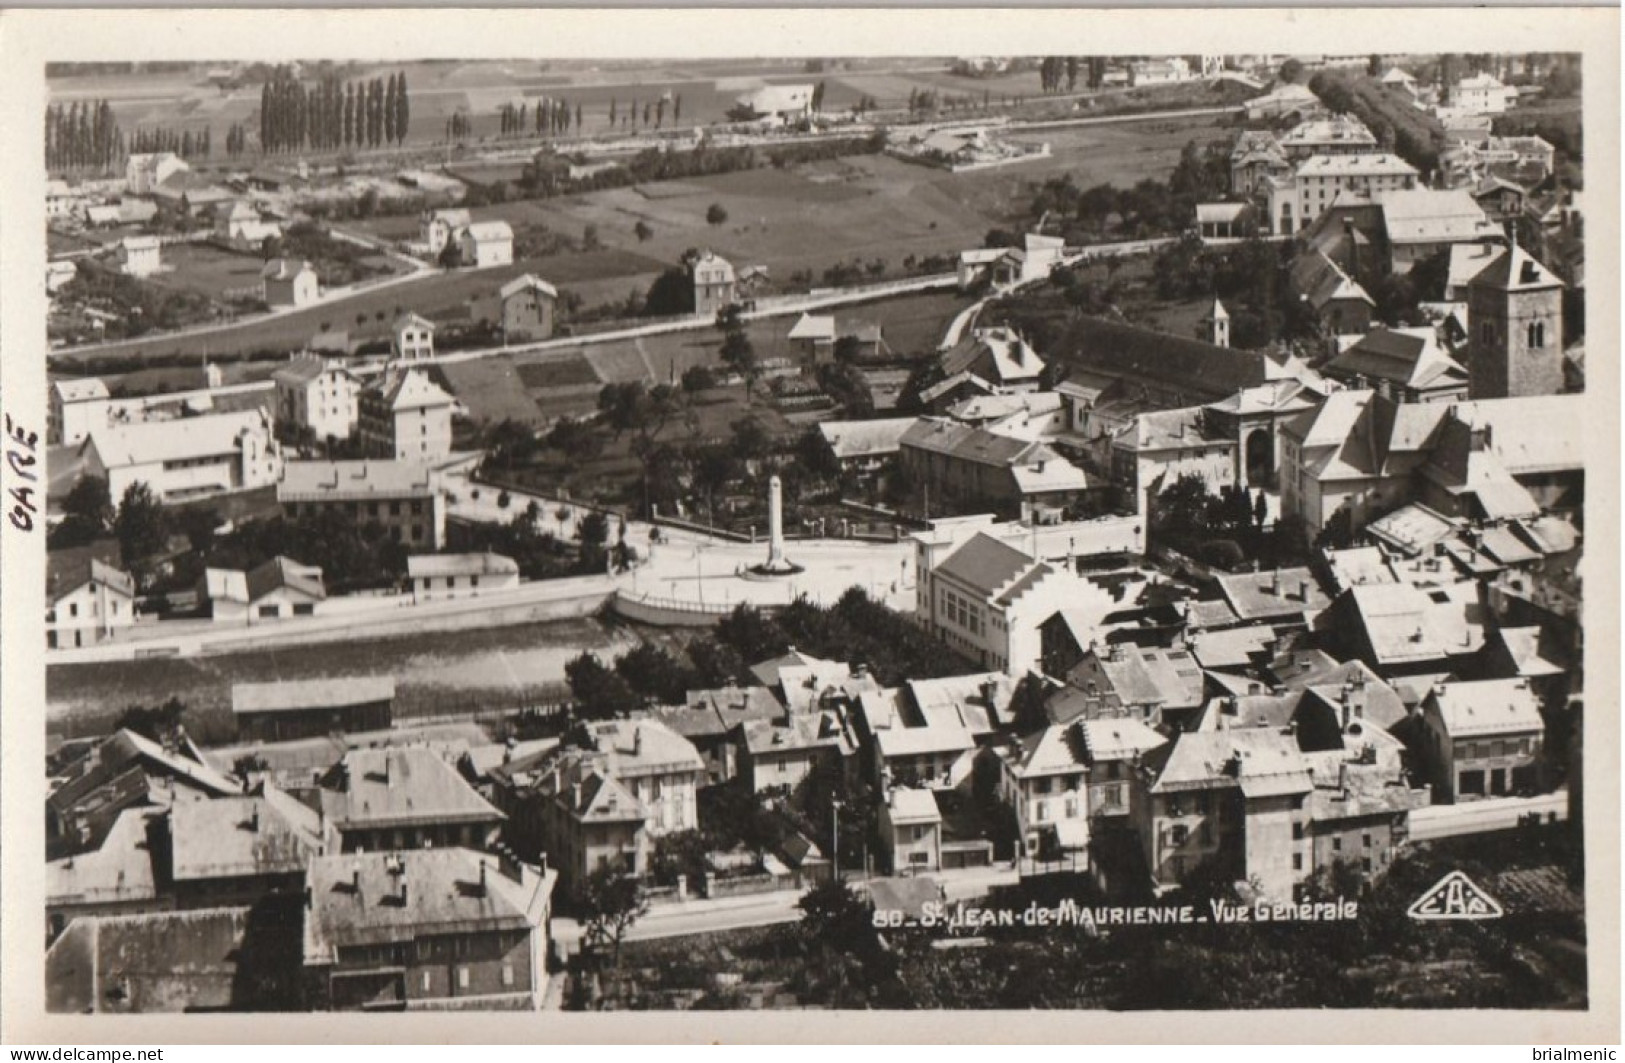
left=278, top=459, right=439, bottom=501
left=303, top=847, right=554, bottom=960
left=48, top=556, right=134, bottom=605
left=321, top=747, right=503, bottom=831
left=168, top=787, right=323, bottom=882
left=1326, top=326, right=1467, bottom=391
left=54, top=378, right=110, bottom=403
left=1051, top=316, right=1273, bottom=403
left=886, top=787, right=942, bottom=825
left=1143, top=728, right=1312, bottom=796
left=1375, top=188, right=1500, bottom=244
left=940, top=327, right=1044, bottom=386
left=1295, top=153, right=1417, bottom=179
left=1216, top=567, right=1330, bottom=622
left=932, top=532, right=1034, bottom=598
left=1077, top=717, right=1166, bottom=762
left=261, top=257, right=315, bottom=282
left=83, top=409, right=270, bottom=469
left=46, top=807, right=160, bottom=907
left=1427, top=679, right=1543, bottom=737
left=368, top=367, right=455, bottom=412
left=499, top=273, right=558, bottom=300
left=232, top=676, right=394, bottom=715
left=818, top=417, right=919, bottom=460
left=461, top=220, right=514, bottom=243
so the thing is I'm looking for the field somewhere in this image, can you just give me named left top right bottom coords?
left=143, top=243, right=270, bottom=299
left=45, top=615, right=663, bottom=745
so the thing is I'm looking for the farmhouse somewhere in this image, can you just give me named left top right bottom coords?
left=126, top=152, right=188, bottom=196
left=231, top=676, right=395, bottom=743
left=198, top=555, right=326, bottom=625
left=421, top=208, right=472, bottom=254
left=215, top=200, right=281, bottom=243
left=473, top=273, right=557, bottom=342
left=262, top=258, right=320, bottom=308
left=458, top=220, right=515, bottom=268
left=278, top=459, right=448, bottom=550
left=407, top=552, right=520, bottom=603
left=79, top=408, right=282, bottom=504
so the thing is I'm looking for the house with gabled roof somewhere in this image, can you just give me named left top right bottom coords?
left=318, top=746, right=505, bottom=854
left=198, top=555, right=325, bottom=625
left=939, top=326, right=1044, bottom=393
left=1132, top=727, right=1314, bottom=900
left=261, top=258, right=319, bottom=308
left=900, top=417, right=1099, bottom=522
left=47, top=555, right=136, bottom=650
left=1418, top=678, right=1544, bottom=802
left=1051, top=642, right=1206, bottom=730
left=357, top=366, right=456, bottom=462
left=1325, top=326, right=1470, bottom=404
left=391, top=312, right=436, bottom=362
left=457, top=220, right=514, bottom=269
left=272, top=354, right=360, bottom=444
left=80, top=408, right=282, bottom=505
left=303, top=846, right=557, bottom=1010
left=473, top=272, right=557, bottom=342
left=488, top=719, right=705, bottom=894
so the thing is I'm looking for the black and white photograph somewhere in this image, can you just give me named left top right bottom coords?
left=1, top=6, right=1617, bottom=1044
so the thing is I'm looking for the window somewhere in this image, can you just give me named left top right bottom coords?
left=422, top=971, right=432, bottom=992
left=1292, top=853, right=1304, bottom=871
left=1293, top=822, right=1304, bottom=841
left=457, top=967, right=470, bottom=990
left=1362, top=832, right=1372, bottom=849
left=1528, top=321, right=1546, bottom=348
left=471, top=576, right=480, bottom=588
left=1362, top=855, right=1373, bottom=872
left=1170, top=824, right=1188, bottom=845
left=502, top=964, right=514, bottom=988
left=69, top=603, right=78, bottom=618
left=913, top=825, right=929, bottom=842
left=258, top=605, right=279, bottom=618
left=1332, top=836, right=1342, bottom=852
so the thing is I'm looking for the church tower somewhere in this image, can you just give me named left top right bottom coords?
left=1467, top=244, right=1565, bottom=399
left=1200, top=297, right=1231, bottom=348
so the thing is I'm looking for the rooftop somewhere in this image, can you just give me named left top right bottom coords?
left=279, top=459, right=439, bottom=501
left=82, top=409, right=271, bottom=470
left=1427, top=678, right=1544, bottom=737
left=303, top=847, right=554, bottom=962
left=321, top=747, right=502, bottom=831
left=168, top=787, right=323, bottom=882
left=407, top=552, right=519, bottom=579
left=232, top=676, right=395, bottom=715
left=932, top=531, right=1035, bottom=598
left=818, top=417, right=919, bottom=460
left=1216, top=567, right=1330, bottom=622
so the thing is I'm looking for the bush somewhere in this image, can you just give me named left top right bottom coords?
left=497, top=490, right=512, bottom=509
left=706, top=203, right=729, bottom=226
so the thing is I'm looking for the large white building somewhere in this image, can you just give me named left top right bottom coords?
left=278, top=459, right=448, bottom=549
left=271, top=355, right=361, bottom=444
left=49, top=378, right=111, bottom=446
left=79, top=408, right=282, bottom=504
left=1268, top=154, right=1419, bottom=235
left=915, top=530, right=1115, bottom=676
left=458, top=221, right=515, bottom=269
left=357, top=367, right=456, bottom=462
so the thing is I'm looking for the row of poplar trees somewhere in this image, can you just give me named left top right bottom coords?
left=259, top=67, right=411, bottom=154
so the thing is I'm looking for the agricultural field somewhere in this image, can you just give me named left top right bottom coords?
left=141, top=242, right=269, bottom=299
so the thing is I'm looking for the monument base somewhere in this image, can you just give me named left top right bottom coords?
left=743, top=559, right=805, bottom=579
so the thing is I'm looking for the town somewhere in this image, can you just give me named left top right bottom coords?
left=41, top=52, right=1586, bottom=1013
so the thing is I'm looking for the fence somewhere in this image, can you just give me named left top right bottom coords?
left=611, top=589, right=741, bottom=627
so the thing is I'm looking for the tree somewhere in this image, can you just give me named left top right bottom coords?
left=565, top=651, right=642, bottom=719
left=614, top=642, right=692, bottom=705
left=680, top=364, right=716, bottom=392
left=1279, top=58, right=1305, bottom=84
left=633, top=219, right=654, bottom=242
left=687, top=638, right=746, bottom=688
left=114, top=482, right=170, bottom=571
left=55, top=474, right=114, bottom=544
left=577, top=865, right=650, bottom=974
left=706, top=202, right=729, bottom=226
left=115, top=696, right=187, bottom=745
left=719, top=327, right=758, bottom=394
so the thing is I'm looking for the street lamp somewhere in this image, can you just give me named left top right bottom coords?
left=831, top=798, right=844, bottom=881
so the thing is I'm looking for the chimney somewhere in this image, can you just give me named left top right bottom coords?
left=383, top=755, right=392, bottom=788
left=1338, top=762, right=1350, bottom=798
left=633, top=727, right=643, bottom=757
left=1270, top=569, right=1282, bottom=595
left=1297, top=579, right=1311, bottom=602
left=479, top=861, right=489, bottom=895
left=249, top=805, right=260, bottom=833
left=351, top=867, right=362, bottom=900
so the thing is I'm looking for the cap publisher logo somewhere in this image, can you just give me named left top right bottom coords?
left=1407, top=871, right=1504, bottom=921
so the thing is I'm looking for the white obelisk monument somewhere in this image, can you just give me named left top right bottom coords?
left=765, top=474, right=789, bottom=571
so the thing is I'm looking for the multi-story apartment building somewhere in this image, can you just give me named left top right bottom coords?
left=278, top=459, right=448, bottom=549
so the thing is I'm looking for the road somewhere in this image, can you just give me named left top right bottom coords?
left=553, top=863, right=1021, bottom=952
